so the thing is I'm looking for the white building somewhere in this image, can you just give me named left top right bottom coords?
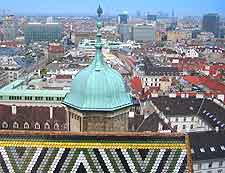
left=132, top=24, right=156, bottom=42
left=0, top=56, right=24, bottom=82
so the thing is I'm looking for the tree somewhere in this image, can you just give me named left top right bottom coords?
left=40, top=68, right=48, bottom=77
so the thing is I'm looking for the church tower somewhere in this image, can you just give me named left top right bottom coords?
left=63, top=5, right=133, bottom=132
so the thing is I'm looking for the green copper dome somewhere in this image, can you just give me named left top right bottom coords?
left=63, top=6, right=132, bottom=111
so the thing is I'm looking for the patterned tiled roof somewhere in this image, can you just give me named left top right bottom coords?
left=0, top=131, right=191, bottom=172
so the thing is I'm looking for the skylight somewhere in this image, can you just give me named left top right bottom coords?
left=210, top=147, right=215, bottom=152
left=220, top=145, right=225, bottom=151
left=200, top=148, right=205, bottom=152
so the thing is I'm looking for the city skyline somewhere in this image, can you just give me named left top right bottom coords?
left=0, top=0, right=225, bottom=16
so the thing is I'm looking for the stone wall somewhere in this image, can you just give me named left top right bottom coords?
left=68, top=107, right=130, bottom=132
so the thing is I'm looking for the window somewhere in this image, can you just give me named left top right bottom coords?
left=46, top=97, right=54, bottom=101
left=25, top=96, right=32, bottom=100
left=44, top=122, right=50, bottom=130
left=219, top=161, right=223, bottom=167
left=183, top=125, right=186, bottom=129
left=35, top=97, right=43, bottom=101
left=63, top=124, right=67, bottom=130
left=34, top=122, right=40, bottom=129
left=2, top=122, right=8, bottom=129
left=174, top=125, right=178, bottom=130
left=54, top=123, right=59, bottom=130
left=0, top=96, right=3, bottom=100
left=184, top=117, right=186, bottom=122
left=175, top=118, right=178, bottom=122
left=57, top=97, right=63, bottom=101
left=24, top=122, right=30, bottom=129
left=13, top=122, right=19, bottom=129
left=16, top=96, right=22, bottom=100
left=218, top=169, right=223, bottom=173
left=208, top=162, right=212, bottom=168
left=190, top=124, right=194, bottom=129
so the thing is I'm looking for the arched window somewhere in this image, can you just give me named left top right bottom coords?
left=44, top=122, right=50, bottom=130
left=24, top=122, right=30, bottom=129
left=2, top=121, right=8, bottom=129
left=54, top=123, right=59, bottom=130
left=34, top=122, right=40, bottom=129
left=13, top=122, right=19, bottom=129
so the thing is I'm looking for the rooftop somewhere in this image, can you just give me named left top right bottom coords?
left=189, top=131, right=225, bottom=161
left=0, top=130, right=190, bottom=172
left=151, top=96, right=225, bottom=130
left=0, top=78, right=69, bottom=98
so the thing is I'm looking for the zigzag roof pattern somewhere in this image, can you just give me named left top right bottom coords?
left=0, top=131, right=192, bottom=173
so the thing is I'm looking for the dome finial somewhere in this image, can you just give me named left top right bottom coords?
left=97, top=4, right=103, bottom=18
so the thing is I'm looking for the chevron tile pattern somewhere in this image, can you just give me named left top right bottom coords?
left=0, top=133, right=189, bottom=173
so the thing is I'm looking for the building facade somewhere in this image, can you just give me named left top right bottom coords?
left=24, top=23, right=63, bottom=43
left=202, top=13, right=220, bottom=38
left=0, top=70, right=9, bottom=88
left=118, top=13, right=128, bottom=24
left=2, top=15, right=17, bottom=41
left=132, top=24, right=156, bottom=42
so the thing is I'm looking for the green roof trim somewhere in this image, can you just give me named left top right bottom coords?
left=0, top=79, right=68, bottom=98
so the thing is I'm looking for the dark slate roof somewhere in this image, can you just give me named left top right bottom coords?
left=137, top=112, right=173, bottom=132
left=189, top=131, right=225, bottom=161
left=144, top=58, right=180, bottom=76
left=151, top=97, right=202, bottom=116
left=151, top=97, right=225, bottom=130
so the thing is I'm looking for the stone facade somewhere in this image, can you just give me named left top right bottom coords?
left=67, top=107, right=130, bottom=132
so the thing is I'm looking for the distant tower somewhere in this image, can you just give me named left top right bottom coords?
left=136, top=10, right=141, bottom=17
left=202, top=13, right=220, bottom=38
left=172, top=9, right=175, bottom=18
left=170, top=9, right=177, bottom=31
left=46, top=16, right=53, bottom=23
left=2, top=15, right=16, bottom=40
left=118, top=11, right=128, bottom=24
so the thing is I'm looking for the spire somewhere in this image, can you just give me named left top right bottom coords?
left=94, top=5, right=104, bottom=71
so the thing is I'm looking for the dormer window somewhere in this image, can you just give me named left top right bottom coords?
left=24, top=122, right=30, bottom=129
left=13, top=122, right=19, bottom=129
left=44, top=122, right=50, bottom=130
left=2, top=122, right=8, bottom=129
left=34, top=122, right=40, bottom=129
left=54, top=123, right=59, bottom=130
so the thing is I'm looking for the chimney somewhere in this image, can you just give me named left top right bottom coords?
left=11, top=105, right=16, bottom=115
left=50, top=106, right=53, bottom=119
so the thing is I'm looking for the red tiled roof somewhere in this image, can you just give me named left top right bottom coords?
left=183, top=75, right=225, bottom=93
left=131, top=76, right=142, bottom=93
left=48, top=45, right=64, bottom=53
left=56, top=74, right=72, bottom=79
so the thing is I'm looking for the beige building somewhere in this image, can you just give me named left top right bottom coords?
left=167, top=30, right=192, bottom=42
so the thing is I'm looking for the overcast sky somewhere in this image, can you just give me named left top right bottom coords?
left=0, top=0, right=224, bottom=16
